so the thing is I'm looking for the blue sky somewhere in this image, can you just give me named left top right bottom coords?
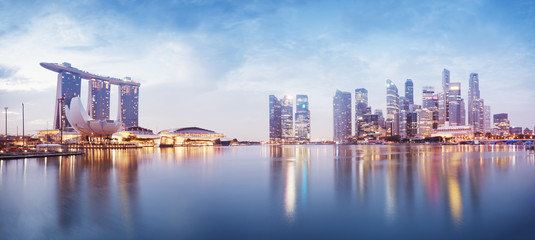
left=0, top=0, right=534, bottom=140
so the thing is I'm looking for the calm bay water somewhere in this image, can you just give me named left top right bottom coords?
left=1, top=145, right=535, bottom=239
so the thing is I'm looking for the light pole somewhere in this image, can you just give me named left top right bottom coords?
left=4, top=107, right=7, bottom=136
left=58, top=97, right=64, bottom=145
left=22, top=103, right=25, bottom=149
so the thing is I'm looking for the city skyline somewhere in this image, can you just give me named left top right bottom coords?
left=1, top=0, right=534, bottom=141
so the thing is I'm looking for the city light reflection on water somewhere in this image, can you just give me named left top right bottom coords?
left=1, top=145, right=535, bottom=239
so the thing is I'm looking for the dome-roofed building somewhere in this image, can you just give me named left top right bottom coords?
left=158, top=127, right=230, bottom=147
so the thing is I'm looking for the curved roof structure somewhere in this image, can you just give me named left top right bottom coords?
left=172, top=127, right=216, bottom=134
left=65, top=97, right=122, bottom=137
left=40, top=62, right=140, bottom=86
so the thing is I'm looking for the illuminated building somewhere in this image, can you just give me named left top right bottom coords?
left=41, top=62, right=141, bottom=130
left=333, top=90, right=352, bottom=143
left=493, top=113, right=510, bottom=136
left=53, top=64, right=81, bottom=130
left=484, top=105, right=492, bottom=134
left=355, top=88, right=368, bottom=137
left=281, top=96, right=294, bottom=142
left=511, top=127, right=523, bottom=136
left=417, top=108, right=433, bottom=137
left=159, top=127, right=228, bottom=146
left=406, top=112, right=418, bottom=138
left=433, top=125, right=474, bottom=139
left=269, top=95, right=282, bottom=143
left=295, top=95, right=310, bottom=142
left=467, top=73, right=485, bottom=133
left=119, top=83, right=139, bottom=128
left=357, top=114, right=379, bottom=139
left=447, top=82, right=465, bottom=126
left=422, top=86, right=439, bottom=129
left=386, top=79, right=400, bottom=136
left=524, top=128, right=533, bottom=136
left=439, top=69, right=450, bottom=125
left=405, top=79, right=414, bottom=105
left=88, top=79, right=110, bottom=120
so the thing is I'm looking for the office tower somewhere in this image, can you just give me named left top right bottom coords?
left=422, top=86, right=438, bottom=109
left=54, top=69, right=81, bottom=130
left=358, top=114, right=379, bottom=139
left=355, top=88, right=368, bottom=137
left=119, top=84, right=139, bottom=128
left=269, top=95, right=282, bottom=143
left=88, top=79, right=111, bottom=120
left=524, top=128, right=533, bottom=136
left=484, top=105, right=491, bottom=134
left=417, top=108, right=433, bottom=137
left=375, top=109, right=385, bottom=129
left=400, top=96, right=410, bottom=111
left=440, top=69, right=451, bottom=124
left=493, top=113, right=510, bottom=136
left=468, top=73, right=484, bottom=132
left=386, top=79, right=400, bottom=136
left=406, top=112, right=418, bottom=138
left=510, top=127, right=523, bottom=136
left=295, top=95, right=310, bottom=142
left=333, top=90, right=352, bottom=143
left=405, top=79, right=414, bottom=104
left=399, top=110, right=407, bottom=137
left=447, top=82, right=464, bottom=126
left=281, top=96, right=294, bottom=141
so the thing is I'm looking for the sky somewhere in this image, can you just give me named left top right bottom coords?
left=0, top=0, right=534, bottom=141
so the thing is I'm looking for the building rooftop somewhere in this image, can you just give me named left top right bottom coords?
left=40, top=62, right=140, bottom=87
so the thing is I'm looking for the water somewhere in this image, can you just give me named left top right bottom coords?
left=1, top=145, right=535, bottom=239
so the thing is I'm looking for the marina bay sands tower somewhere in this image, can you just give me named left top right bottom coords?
left=41, top=62, right=140, bottom=130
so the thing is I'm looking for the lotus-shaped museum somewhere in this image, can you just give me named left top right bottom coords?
left=65, top=97, right=122, bottom=137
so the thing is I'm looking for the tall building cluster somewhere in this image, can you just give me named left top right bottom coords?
left=41, top=62, right=140, bottom=131
left=269, top=95, right=310, bottom=143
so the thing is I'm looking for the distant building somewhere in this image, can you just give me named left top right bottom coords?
left=88, top=79, right=111, bottom=120
left=448, top=82, right=465, bottom=126
left=510, top=127, right=523, bottom=136
left=159, top=127, right=227, bottom=146
left=467, top=73, right=485, bottom=133
left=333, top=90, right=352, bottom=143
left=295, top=95, right=310, bottom=142
left=493, top=113, right=510, bottom=136
left=54, top=69, right=81, bottom=130
left=119, top=84, right=139, bottom=128
left=355, top=88, right=368, bottom=137
left=524, top=128, right=533, bottom=136
left=417, top=108, right=433, bottom=137
left=269, top=95, right=282, bottom=143
left=281, top=96, right=294, bottom=141
left=405, top=79, right=414, bottom=105
left=433, top=125, right=474, bottom=139
left=484, top=105, right=492, bottom=134
left=386, top=79, right=400, bottom=136
left=406, top=112, right=418, bottom=138
left=439, top=69, right=451, bottom=125
left=357, top=114, right=379, bottom=139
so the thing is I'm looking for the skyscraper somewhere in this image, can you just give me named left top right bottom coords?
left=333, top=90, right=352, bottom=143
left=439, top=69, right=451, bottom=125
left=405, top=79, right=414, bottom=105
left=269, top=95, right=282, bottom=143
left=281, top=96, right=294, bottom=141
left=467, top=73, right=485, bottom=132
left=54, top=69, right=81, bottom=130
left=493, top=113, right=510, bottom=136
left=447, top=82, right=464, bottom=126
left=88, top=79, right=111, bottom=120
left=484, top=105, right=492, bottom=134
left=119, top=84, right=139, bottom=128
left=355, top=88, right=368, bottom=137
left=295, top=95, right=310, bottom=142
left=386, top=79, right=400, bottom=136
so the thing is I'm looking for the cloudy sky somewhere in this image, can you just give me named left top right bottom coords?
left=0, top=0, right=534, bottom=141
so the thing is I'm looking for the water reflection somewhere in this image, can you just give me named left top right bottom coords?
left=269, top=146, right=310, bottom=222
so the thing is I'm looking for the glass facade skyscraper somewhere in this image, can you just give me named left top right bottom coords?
left=295, top=95, right=310, bottom=142
left=468, top=73, right=484, bottom=132
left=439, top=69, right=451, bottom=125
left=405, top=79, right=414, bottom=105
left=269, top=95, right=282, bottom=143
left=281, top=96, right=294, bottom=141
left=355, top=88, right=368, bottom=137
left=333, top=90, right=352, bottom=143
left=54, top=70, right=81, bottom=130
left=88, top=79, right=111, bottom=120
left=119, top=84, right=139, bottom=128
left=386, top=79, right=400, bottom=136
left=493, top=113, right=510, bottom=136
left=448, top=82, right=464, bottom=126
